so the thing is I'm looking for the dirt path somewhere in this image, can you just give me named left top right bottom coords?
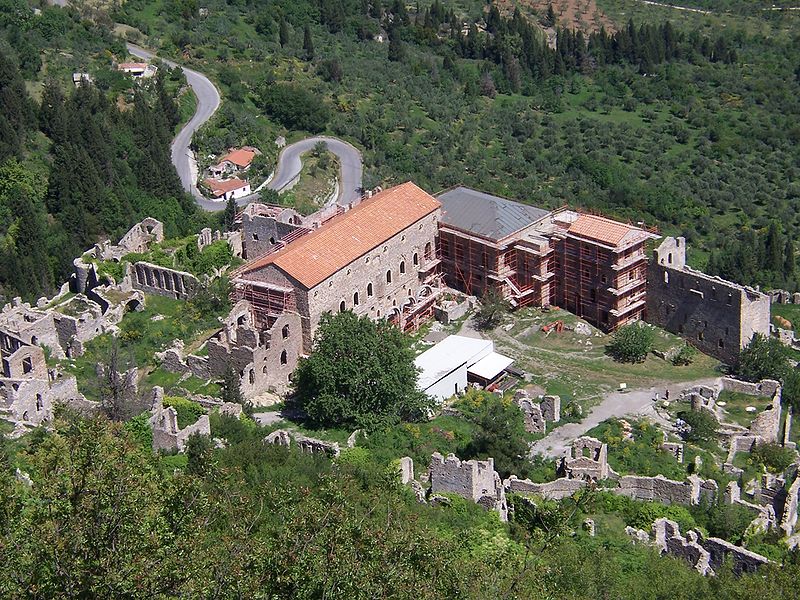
left=529, top=376, right=722, bottom=458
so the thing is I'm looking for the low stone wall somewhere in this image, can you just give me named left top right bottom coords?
left=615, top=474, right=716, bottom=505
left=129, top=262, right=199, bottom=300
left=264, top=429, right=340, bottom=457
left=434, top=298, right=471, bottom=324
left=505, top=476, right=587, bottom=500
left=721, top=377, right=780, bottom=398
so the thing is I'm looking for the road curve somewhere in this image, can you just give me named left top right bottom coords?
left=127, top=43, right=363, bottom=212
left=126, top=42, right=223, bottom=211
left=268, top=136, right=363, bottom=206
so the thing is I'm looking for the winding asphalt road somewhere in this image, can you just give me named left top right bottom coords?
left=127, top=43, right=362, bottom=212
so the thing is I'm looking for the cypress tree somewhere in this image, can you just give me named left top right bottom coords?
left=223, top=196, right=236, bottom=232
left=784, top=237, right=796, bottom=280
left=303, top=25, right=315, bottom=60
left=279, top=17, right=289, bottom=47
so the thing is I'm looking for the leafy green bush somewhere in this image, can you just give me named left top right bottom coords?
left=733, top=333, right=788, bottom=382
left=123, top=412, right=153, bottom=450
left=749, top=442, right=795, bottom=474
left=677, top=410, right=719, bottom=444
left=292, top=311, right=431, bottom=430
left=671, top=344, right=697, bottom=366
left=606, top=323, right=654, bottom=363
left=690, top=499, right=756, bottom=545
left=163, top=396, right=206, bottom=429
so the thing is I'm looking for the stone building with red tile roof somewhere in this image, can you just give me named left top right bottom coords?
left=233, top=182, right=442, bottom=351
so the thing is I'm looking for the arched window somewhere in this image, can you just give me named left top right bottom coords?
left=36, top=394, right=42, bottom=411
left=280, top=350, right=287, bottom=365
left=413, top=252, right=419, bottom=266
left=399, top=260, right=406, bottom=274
left=249, top=369, right=255, bottom=384
left=340, top=300, right=346, bottom=312
left=367, top=282, right=373, bottom=297
left=424, top=242, right=432, bottom=260
left=282, top=324, right=290, bottom=339
left=386, top=270, right=392, bottom=284
left=353, top=291, right=360, bottom=306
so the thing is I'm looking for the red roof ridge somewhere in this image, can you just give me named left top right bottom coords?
left=238, top=182, right=440, bottom=288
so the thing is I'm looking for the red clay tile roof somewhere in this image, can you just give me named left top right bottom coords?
left=219, top=148, right=256, bottom=168
left=204, top=177, right=249, bottom=197
left=239, top=182, right=441, bottom=289
left=567, top=213, right=653, bottom=248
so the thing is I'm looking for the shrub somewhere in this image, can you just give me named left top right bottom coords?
left=123, top=412, right=153, bottom=450
left=733, top=333, right=788, bottom=382
left=750, top=442, right=795, bottom=473
left=671, top=344, right=697, bottom=366
left=163, top=396, right=206, bottom=429
left=676, top=409, right=718, bottom=444
left=606, top=323, right=654, bottom=363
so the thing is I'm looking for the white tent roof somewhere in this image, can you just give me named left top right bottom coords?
left=415, top=335, right=493, bottom=390
left=467, top=352, right=514, bottom=381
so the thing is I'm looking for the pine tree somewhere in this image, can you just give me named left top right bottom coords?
left=279, top=17, right=289, bottom=47
left=303, top=25, right=315, bottom=60
left=765, top=221, right=783, bottom=274
left=222, top=364, right=244, bottom=406
left=784, top=237, right=796, bottom=280
left=388, top=25, right=405, bottom=62
left=223, top=197, right=236, bottom=232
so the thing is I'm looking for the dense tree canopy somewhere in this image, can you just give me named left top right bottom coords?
left=292, top=311, right=431, bottom=430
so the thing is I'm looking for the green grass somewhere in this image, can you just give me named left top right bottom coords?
left=717, top=389, right=771, bottom=428
left=487, top=308, right=720, bottom=414
left=63, top=295, right=227, bottom=401
left=771, top=303, right=800, bottom=334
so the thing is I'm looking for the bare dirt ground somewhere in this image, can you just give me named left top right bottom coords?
left=496, top=0, right=617, bottom=35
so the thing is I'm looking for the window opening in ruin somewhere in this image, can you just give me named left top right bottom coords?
left=629, top=271, right=634, bottom=281
left=664, top=271, right=669, bottom=284
left=263, top=366, right=267, bottom=374
left=237, top=315, right=246, bottom=326
left=581, top=447, right=591, bottom=458
left=280, top=350, right=287, bottom=365
left=36, top=394, right=42, bottom=411
left=339, top=301, right=346, bottom=312
left=424, top=242, right=432, bottom=261
left=252, top=233, right=259, bottom=241
left=269, top=237, right=276, bottom=245
left=668, top=253, right=672, bottom=264
left=249, top=370, right=254, bottom=384
left=22, top=411, right=29, bottom=422
left=698, top=331, right=704, bottom=341
left=719, top=339, right=724, bottom=349
left=400, top=261, right=405, bottom=274
left=31, top=336, right=38, bottom=345
left=377, top=310, right=381, bottom=317
left=282, top=324, right=290, bottom=339
left=413, top=252, right=419, bottom=266
left=367, top=283, right=373, bottom=297
left=22, top=357, right=32, bottom=374
left=353, top=292, right=360, bottom=306
left=386, top=270, right=392, bottom=284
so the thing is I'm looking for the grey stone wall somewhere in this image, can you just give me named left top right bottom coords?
left=129, top=262, right=199, bottom=300
left=646, top=237, right=770, bottom=364
left=241, top=209, right=304, bottom=260
left=505, top=476, right=587, bottom=500
left=429, top=451, right=507, bottom=521
left=149, top=387, right=211, bottom=452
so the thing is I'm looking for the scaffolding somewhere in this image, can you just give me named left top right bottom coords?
left=232, top=280, right=297, bottom=329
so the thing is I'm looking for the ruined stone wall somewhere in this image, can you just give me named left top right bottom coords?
left=0, top=304, right=64, bottom=359
left=721, top=377, right=781, bottom=397
left=264, top=429, right=340, bottom=456
left=505, top=476, right=587, bottom=500
left=129, top=262, right=199, bottom=300
left=748, top=393, right=782, bottom=442
left=702, top=537, right=771, bottom=574
left=646, top=237, right=770, bottom=364
left=118, top=218, right=164, bottom=254
left=149, top=387, right=211, bottom=452
left=429, top=451, right=507, bottom=520
left=241, top=211, right=303, bottom=259
left=615, top=474, right=716, bottom=505
left=780, top=476, right=800, bottom=537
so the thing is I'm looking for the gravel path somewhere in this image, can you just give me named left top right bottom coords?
left=529, top=376, right=722, bottom=458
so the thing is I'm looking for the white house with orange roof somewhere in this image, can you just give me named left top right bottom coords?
left=209, top=147, right=260, bottom=177
left=203, top=177, right=251, bottom=201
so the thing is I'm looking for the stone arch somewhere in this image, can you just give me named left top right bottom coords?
left=417, top=285, right=433, bottom=300
left=280, top=350, right=287, bottom=365
left=339, top=300, right=346, bottom=312
left=282, top=324, right=290, bottom=338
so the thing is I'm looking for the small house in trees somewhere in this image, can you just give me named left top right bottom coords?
left=117, top=62, right=157, bottom=79
left=204, top=177, right=251, bottom=201
left=209, top=147, right=260, bottom=177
